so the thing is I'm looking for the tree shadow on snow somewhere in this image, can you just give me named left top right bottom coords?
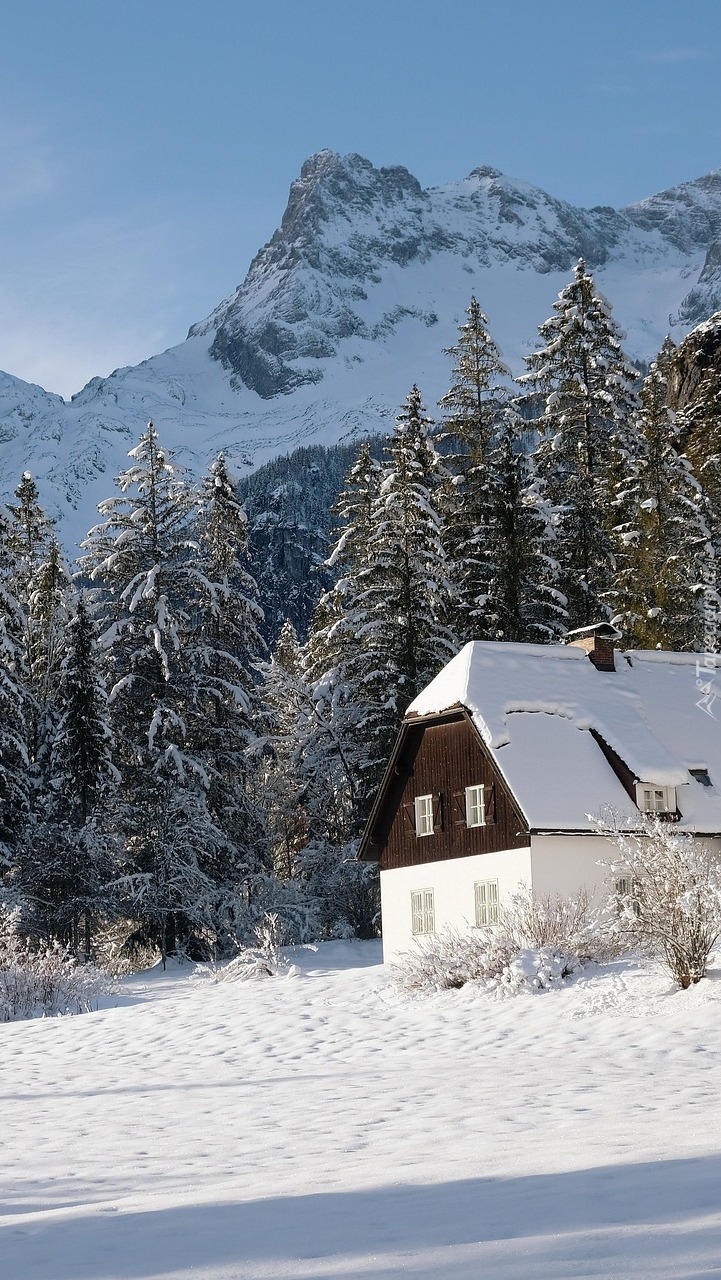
left=4, top=1154, right=721, bottom=1280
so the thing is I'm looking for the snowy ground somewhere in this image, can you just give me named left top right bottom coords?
left=2, top=942, right=721, bottom=1280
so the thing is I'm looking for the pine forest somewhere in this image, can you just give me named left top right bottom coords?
left=2, top=260, right=719, bottom=963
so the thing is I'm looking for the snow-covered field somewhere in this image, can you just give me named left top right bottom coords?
left=2, top=942, right=721, bottom=1280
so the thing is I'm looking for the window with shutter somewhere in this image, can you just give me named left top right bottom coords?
left=402, top=802, right=415, bottom=835
left=474, top=879, right=500, bottom=927
left=414, top=794, right=434, bottom=836
left=486, top=783, right=497, bottom=823
left=411, top=888, right=435, bottom=934
left=465, top=784, right=485, bottom=827
left=615, top=876, right=641, bottom=917
left=452, top=791, right=466, bottom=825
left=423, top=888, right=435, bottom=933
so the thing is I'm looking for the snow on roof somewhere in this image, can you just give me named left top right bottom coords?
left=407, top=642, right=721, bottom=833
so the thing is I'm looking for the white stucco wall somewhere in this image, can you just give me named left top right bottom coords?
left=379, top=845, right=533, bottom=964
left=528, top=834, right=619, bottom=909
left=380, top=833, right=721, bottom=963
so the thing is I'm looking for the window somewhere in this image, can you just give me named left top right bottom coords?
left=411, top=888, right=435, bottom=935
left=465, top=784, right=486, bottom=828
left=615, top=876, right=641, bottom=917
left=414, top=794, right=434, bottom=837
left=635, top=783, right=676, bottom=814
left=690, top=768, right=713, bottom=789
left=475, top=879, right=499, bottom=927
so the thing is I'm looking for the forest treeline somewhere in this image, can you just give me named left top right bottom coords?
left=1, top=260, right=719, bottom=962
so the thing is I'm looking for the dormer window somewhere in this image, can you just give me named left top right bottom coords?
left=690, top=768, right=713, bottom=789
left=635, top=783, right=676, bottom=815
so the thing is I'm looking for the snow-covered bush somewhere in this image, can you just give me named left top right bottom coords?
left=0, top=906, right=113, bottom=1021
left=393, top=888, right=605, bottom=994
left=246, top=874, right=322, bottom=946
left=192, top=912, right=299, bottom=984
left=494, top=886, right=611, bottom=960
left=595, top=813, right=721, bottom=988
left=501, top=946, right=584, bottom=992
left=393, top=927, right=514, bottom=991
left=393, top=928, right=586, bottom=995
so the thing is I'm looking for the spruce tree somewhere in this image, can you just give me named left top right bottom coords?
left=520, top=260, right=640, bottom=627
left=479, top=408, right=567, bottom=643
left=80, top=422, right=222, bottom=954
left=6, top=471, right=54, bottom=600
left=186, top=454, right=270, bottom=908
left=437, top=298, right=508, bottom=642
left=26, top=539, right=72, bottom=767
left=301, top=441, right=384, bottom=821
left=20, top=595, right=119, bottom=953
left=613, top=338, right=707, bottom=649
left=439, top=296, right=508, bottom=459
left=0, top=509, right=29, bottom=871
left=260, top=622, right=311, bottom=880
left=6, top=475, right=62, bottom=767
left=358, top=387, right=454, bottom=777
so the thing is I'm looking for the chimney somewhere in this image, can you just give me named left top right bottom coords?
left=562, top=622, right=622, bottom=672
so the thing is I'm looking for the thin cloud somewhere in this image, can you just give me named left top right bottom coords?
left=639, top=48, right=708, bottom=64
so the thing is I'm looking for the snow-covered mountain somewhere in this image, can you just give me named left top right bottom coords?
left=4, top=150, right=721, bottom=546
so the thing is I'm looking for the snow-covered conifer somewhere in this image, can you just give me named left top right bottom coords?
left=0, top=509, right=29, bottom=868
left=79, top=422, right=222, bottom=951
left=187, top=454, right=270, bottom=888
left=437, top=299, right=508, bottom=642
left=260, top=622, right=310, bottom=880
left=6, top=472, right=54, bottom=602
left=358, top=387, right=455, bottom=773
left=479, top=409, right=567, bottom=643
left=520, top=260, right=640, bottom=626
left=612, top=338, right=707, bottom=649
left=439, top=295, right=508, bottom=460
left=300, top=442, right=384, bottom=819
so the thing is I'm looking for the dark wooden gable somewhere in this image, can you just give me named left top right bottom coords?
left=360, top=708, right=529, bottom=870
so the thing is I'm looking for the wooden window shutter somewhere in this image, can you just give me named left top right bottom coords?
left=486, top=784, right=497, bottom=824
left=401, top=802, right=415, bottom=836
left=452, top=791, right=466, bottom=825
left=432, top=793, right=444, bottom=833
left=423, top=889, right=435, bottom=933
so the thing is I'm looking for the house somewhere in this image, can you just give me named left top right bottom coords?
left=359, top=626, right=721, bottom=962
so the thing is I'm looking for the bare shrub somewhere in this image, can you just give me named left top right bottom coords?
left=0, top=906, right=113, bottom=1022
left=192, top=912, right=295, bottom=985
left=495, top=886, right=607, bottom=957
left=393, top=928, right=515, bottom=992
left=255, top=911, right=285, bottom=970
left=392, top=887, right=612, bottom=995
left=595, top=813, right=721, bottom=988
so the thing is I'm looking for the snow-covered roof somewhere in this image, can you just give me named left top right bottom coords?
left=407, top=642, right=721, bottom=833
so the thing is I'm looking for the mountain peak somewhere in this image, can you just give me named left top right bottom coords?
left=7, top=154, right=721, bottom=546
left=466, top=164, right=504, bottom=182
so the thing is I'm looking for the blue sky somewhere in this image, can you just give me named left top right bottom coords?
left=2, top=0, right=720, bottom=397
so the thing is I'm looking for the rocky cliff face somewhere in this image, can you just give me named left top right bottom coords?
left=669, top=312, right=721, bottom=412
left=3, top=150, right=721, bottom=546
